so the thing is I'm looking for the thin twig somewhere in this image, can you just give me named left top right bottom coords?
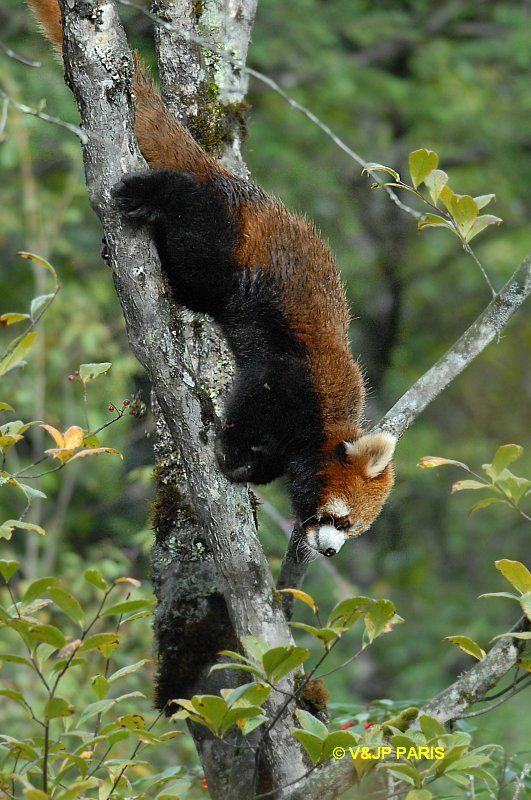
left=0, top=39, right=41, bottom=67
left=0, top=87, right=88, bottom=142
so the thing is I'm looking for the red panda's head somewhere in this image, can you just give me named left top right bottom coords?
left=303, top=432, right=396, bottom=557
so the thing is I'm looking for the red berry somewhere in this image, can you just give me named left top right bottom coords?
left=363, top=722, right=374, bottom=729
left=200, top=777, right=208, bottom=790
left=340, top=722, right=354, bottom=730
left=108, top=404, right=115, bottom=412
left=123, top=399, right=131, bottom=406
left=68, top=375, right=76, bottom=381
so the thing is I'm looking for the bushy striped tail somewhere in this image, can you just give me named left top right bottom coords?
left=27, top=0, right=220, bottom=178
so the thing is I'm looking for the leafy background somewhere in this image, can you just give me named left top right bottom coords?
left=0, top=0, right=530, bottom=796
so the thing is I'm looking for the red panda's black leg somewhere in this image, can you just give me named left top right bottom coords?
left=112, top=169, right=238, bottom=316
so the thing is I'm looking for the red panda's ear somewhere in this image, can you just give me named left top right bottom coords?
left=343, top=432, right=396, bottom=478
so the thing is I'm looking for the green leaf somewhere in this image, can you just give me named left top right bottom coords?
left=290, top=622, right=339, bottom=645
left=292, top=730, right=324, bottom=764
left=405, top=791, right=433, bottom=800
left=14, top=484, right=47, bottom=502
left=220, top=705, right=266, bottom=736
left=23, top=790, right=50, bottom=800
left=76, top=691, right=144, bottom=727
left=83, top=568, right=108, bottom=590
left=362, top=163, right=401, bottom=182
left=241, top=714, right=268, bottom=736
left=79, top=362, right=112, bottom=382
left=364, top=599, right=396, bottom=643
left=519, top=592, right=531, bottom=621
left=409, top=149, right=439, bottom=189
left=101, top=597, right=156, bottom=617
left=0, top=518, right=46, bottom=540
left=18, top=251, right=59, bottom=286
left=446, top=636, right=486, bottom=661
left=0, top=332, right=39, bottom=376
left=0, top=652, right=35, bottom=669
left=0, top=402, right=14, bottom=412
left=0, top=688, right=30, bottom=712
left=496, top=474, right=531, bottom=504
left=0, top=559, right=21, bottom=582
left=48, top=587, right=85, bottom=627
left=495, top=559, right=531, bottom=594
left=451, top=479, right=490, bottom=493
left=108, top=658, right=151, bottom=683
left=327, top=596, right=371, bottom=629
left=45, top=696, right=75, bottom=720
left=210, top=661, right=265, bottom=679
left=490, top=444, right=524, bottom=477
left=417, top=213, right=455, bottom=234
left=29, top=623, right=67, bottom=650
left=225, top=681, right=271, bottom=709
left=23, top=576, right=59, bottom=605
left=191, top=695, right=228, bottom=736
left=261, top=645, right=309, bottom=683
left=92, top=674, right=110, bottom=700
left=78, top=633, right=120, bottom=656
left=0, top=734, right=39, bottom=760
left=479, top=591, right=520, bottom=601
left=447, top=194, right=479, bottom=238
left=30, top=293, right=55, bottom=320
left=116, top=712, right=146, bottom=730
left=294, top=709, right=328, bottom=738
left=473, top=194, right=496, bottom=209
left=423, top=169, right=448, bottom=205
left=466, top=214, right=502, bottom=241
left=469, top=497, right=511, bottom=514
left=53, top=780, right=100, bottom=800
left=321, top=730, right=359, bottom=760
left=445, top=753, right=491, bottom=772
left=241, top=635, right=270, bottom=663
left=385, top=763, right=421, bottom=786
left=418, top=715, right=446, bottom=741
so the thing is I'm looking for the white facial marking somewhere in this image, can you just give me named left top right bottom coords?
left=322, top=498, right=350, bottom=517
left=315, top=525, right=347, bottom=555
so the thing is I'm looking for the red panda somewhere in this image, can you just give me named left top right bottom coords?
left=28, top=0, right=396, bottom=557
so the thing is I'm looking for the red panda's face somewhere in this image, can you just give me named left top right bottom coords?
left=303, top=432, right=396, bottom=557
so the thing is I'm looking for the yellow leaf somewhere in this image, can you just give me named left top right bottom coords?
left=417, top=456, right=468, bottom=469
left=277, top=588, right=318, bottom=614
left=41, top=423, right=66, bottom=448
left=67, top=447, right=123, bottom=462
left=45, top=447, right=79, bottom=463
left=62, top=426, right=84, bottom=449
left=446, top=635, right=486, bottom=661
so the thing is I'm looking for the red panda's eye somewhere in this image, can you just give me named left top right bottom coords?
left=337, top=521, right=350, bottom=531
left=320, top=515, right=334, bottom=526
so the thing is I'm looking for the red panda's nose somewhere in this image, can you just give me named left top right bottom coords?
left=324, top=547, right=337, bottom=557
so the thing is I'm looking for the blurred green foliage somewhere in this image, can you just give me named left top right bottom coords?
left=1, top=0, right=530, bottom=796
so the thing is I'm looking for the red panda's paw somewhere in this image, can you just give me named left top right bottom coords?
left=112, top=172, right=164, bottom=224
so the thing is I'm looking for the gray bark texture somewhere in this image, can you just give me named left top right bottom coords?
left=53, top=1, right=531, bottom=798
